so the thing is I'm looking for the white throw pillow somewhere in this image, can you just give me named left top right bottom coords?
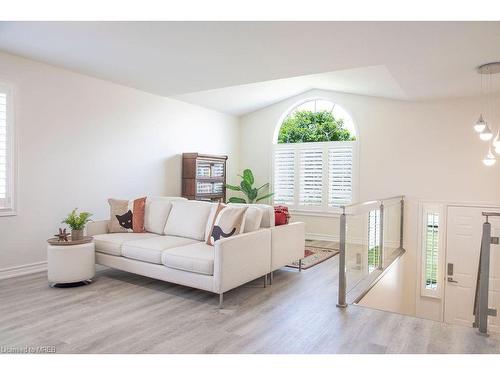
left=254, top=204, right=275, bottom=228
left=242, top=206, right=264, bottom=232
left=144, top=197, right=186, bottom=235
left=227, top=203, right=264, bottom=233
left=164, top=200, right=214, bottom=240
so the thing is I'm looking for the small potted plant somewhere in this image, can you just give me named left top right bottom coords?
left=62, top=209, right=93, bottom=241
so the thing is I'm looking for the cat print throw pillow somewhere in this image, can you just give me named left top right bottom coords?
left=108, top=197, right=146, bottom=233
left=206, top=203, right=248, bottom=246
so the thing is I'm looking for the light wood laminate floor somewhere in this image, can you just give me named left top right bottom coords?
left=1, top=255, right=499, bottom=354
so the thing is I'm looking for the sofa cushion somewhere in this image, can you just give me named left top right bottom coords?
left=227, top=204, right=264, bottom=233
left=161, top=242, right=215, bottom=276
left=243, top=206, right=264, bottom=232
left=226, top=203, right=273, bottom=229
left=164, top=200, right=213, bottom=240
left=254, top=204, right=275, bottom=228
left=121, top=235, right=199, bottom=264
left=93, top=233, right=159, bottom=256
left=144, top=196, right=186, bottom=234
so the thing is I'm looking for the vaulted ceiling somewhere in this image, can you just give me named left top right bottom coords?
left=1, top=21, right=499, bottom=115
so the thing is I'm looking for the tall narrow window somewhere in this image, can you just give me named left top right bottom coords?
left=420, top=204, right=443, bottom=298
left=0, top=84, right=15, bottom=215
left=368, top=209, right=380, bottom=273
left=424, top=213, right=439, bottom=290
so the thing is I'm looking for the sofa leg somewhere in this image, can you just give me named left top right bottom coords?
left=269, top=271, right=273, bottom=285
left=299, top=259, right=303, bottom=272
left=219, top=293, right=224, bottom=309
left=264, top=274, right=267, bottom=288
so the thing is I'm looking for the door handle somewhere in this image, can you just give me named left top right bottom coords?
left=447, top=277, right=458, bottom=283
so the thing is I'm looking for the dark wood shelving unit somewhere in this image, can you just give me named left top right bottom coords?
left=182, top=153, right=228, bottom=203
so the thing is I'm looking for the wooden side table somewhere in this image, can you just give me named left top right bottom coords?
left=47, top=238, right=95, bottom=287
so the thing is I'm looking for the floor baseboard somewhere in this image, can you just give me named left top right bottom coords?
left=306, top=232, right=339, bottom=242
left=0, top=261, right=47, bottom=280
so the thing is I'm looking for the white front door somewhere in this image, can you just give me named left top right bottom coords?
left=444, top=206, right=500, bottom=332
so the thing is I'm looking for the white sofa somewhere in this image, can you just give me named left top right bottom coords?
left=86, top=197, right=305, bottom=307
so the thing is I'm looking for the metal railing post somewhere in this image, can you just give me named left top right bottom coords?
left=478, top=220, right=491, bottom=335
left=378, top=202, right=384, bottom=270
left=399, top=196, right=404, bottom=250
left=337, top=206, right=347, bottom=308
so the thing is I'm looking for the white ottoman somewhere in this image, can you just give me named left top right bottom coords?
left=47, top=242, right=95, bottom=287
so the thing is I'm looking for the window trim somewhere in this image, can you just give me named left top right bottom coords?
left=270, top=98, right=359, bottom=213
left=0, top=82, right=17, bottom=217
left=419, top=203, right=445, bottom=299
left=271, top=140, right=358, bottom=213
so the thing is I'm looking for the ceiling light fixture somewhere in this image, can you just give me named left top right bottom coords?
left=474, top=114, right=487, bottom=133
left=480, top=123, right=493, bottom=141
left=476, top=62, right=500, bottom=165
left=483, top=147, right=497, bottom=166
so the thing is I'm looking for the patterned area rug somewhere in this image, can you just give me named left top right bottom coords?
left=287, top=241, right=339, bottom=270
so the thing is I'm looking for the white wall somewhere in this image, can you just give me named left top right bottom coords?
left=0, top=51, right=239, bottom=271
left=239, top=88, right=500, bottom=319
left=240, top=88, right=500, bottom=205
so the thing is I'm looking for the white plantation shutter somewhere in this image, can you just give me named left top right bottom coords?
left=273, top=141, right=355, bottom=210
left=298, top=148, right=323, bottom=206
left=424, top=212, right=439, bottom=290
left=420, top=204, right=443, bottom=298
left=273, top=148, right=295, bottom=205
left=328, top=144, right=353, bottom=207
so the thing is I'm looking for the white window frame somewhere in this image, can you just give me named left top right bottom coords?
left=0, top=82, right=17, bottom=216
left=271, top=140, right=358, bottom=214
left=419, top=203, right=445, bottom=299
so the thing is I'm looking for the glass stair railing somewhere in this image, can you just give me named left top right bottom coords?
left=337, top=195, right=405, bottom=307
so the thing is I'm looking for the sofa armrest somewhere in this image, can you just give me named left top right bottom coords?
left=213, top=229, right=271, bottom=293
left=271, top=222, right=305, bottom=271
left=86, top=220, right=109, bottom=236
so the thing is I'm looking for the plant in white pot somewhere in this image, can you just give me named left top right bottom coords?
left=62, top=209, right=93, bottom=241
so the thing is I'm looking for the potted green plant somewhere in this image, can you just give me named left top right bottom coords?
left=226, top=169, right=274, bottom=203
left=62, top=209, right=93, bottom=241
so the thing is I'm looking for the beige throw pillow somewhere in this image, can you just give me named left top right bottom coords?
left=206, top=203, right=248, bottom=246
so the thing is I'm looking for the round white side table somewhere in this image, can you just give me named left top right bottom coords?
left=47, top=242, right=95, bottom=287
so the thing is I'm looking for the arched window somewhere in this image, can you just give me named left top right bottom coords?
left=272, top=99, right=357, bottom=210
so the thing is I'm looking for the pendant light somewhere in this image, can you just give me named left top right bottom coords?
left=476, top=62, right=500, bottom=164
left=483, top=146, right=496, bottom=166
left=474, top=73, right=487, bottom=132
left=480, top=123, right=493, bottom=141
left=474, top=114, right=487, bottom=133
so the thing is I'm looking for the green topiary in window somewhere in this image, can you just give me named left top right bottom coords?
left=278, top=110, right=355, bottom=143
